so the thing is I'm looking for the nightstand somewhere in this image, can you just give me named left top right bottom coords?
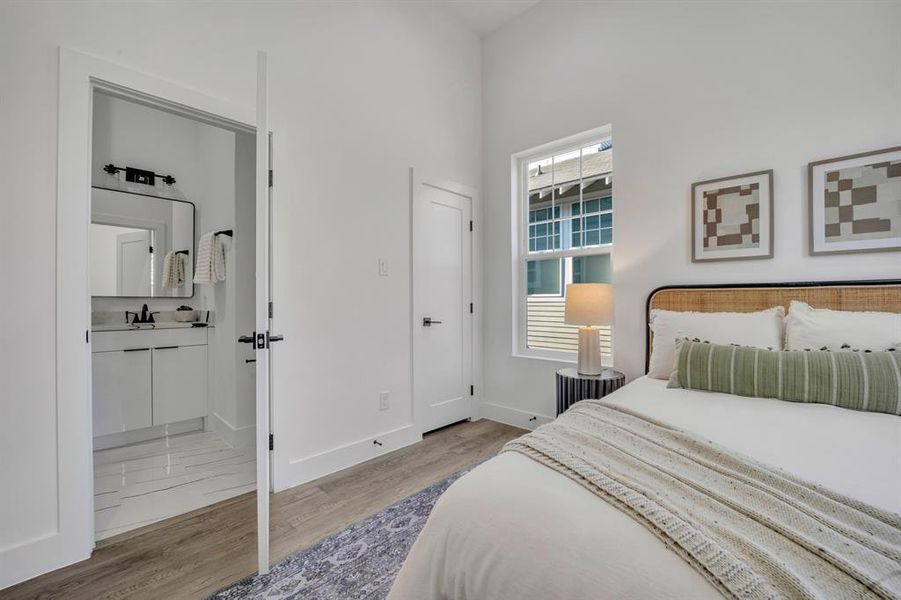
left=555, top=367, right=626, bottom=416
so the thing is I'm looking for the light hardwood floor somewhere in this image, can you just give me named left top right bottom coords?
left=4, top=419, right=523, bottom=600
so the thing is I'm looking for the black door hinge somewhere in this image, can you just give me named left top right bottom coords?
left=148, top=245, right=154, bottom=254
left=469, top=302, right=473, bottom=314
left=269, top=433, right=274, bottom=451
left=470, top=385, right=474, bottom=396
left=268, top=170, right=273, bottom=188
left=85, top=330, right=89, bottom=343
left=268, top=301, right=273, bottom=319
left=469, top=220, right=473, bottom=232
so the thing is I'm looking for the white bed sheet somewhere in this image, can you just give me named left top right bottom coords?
left=389, top=376, right=901, bottom=600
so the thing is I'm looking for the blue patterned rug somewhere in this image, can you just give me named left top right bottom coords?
left=208, top=466, right=472, bottom=599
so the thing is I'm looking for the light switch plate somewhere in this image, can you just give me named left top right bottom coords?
left=378, top=257, right=389, bottom=277
left=379, top=391, right=390, bottom=411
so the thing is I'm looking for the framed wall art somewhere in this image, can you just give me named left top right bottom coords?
left=691, top=170, right=774, bottom=262
left=808, top=146, right=901, bottom=255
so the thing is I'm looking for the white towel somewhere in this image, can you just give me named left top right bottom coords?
left=162, top=251, right=186, bottom=290
left=193, top=232, right=227, bottom=284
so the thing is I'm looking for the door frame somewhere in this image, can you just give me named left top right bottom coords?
left=7, top=47, right=260, bottom=589
left=410, top=169, right=483, bottom=435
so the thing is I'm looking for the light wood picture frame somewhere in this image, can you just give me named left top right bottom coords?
left=808, top=146, right=901, bottom=255
left=691, top=170, right=774, bottom=262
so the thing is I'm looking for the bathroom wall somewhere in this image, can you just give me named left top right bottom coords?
left=233, top=132, right=257, bottom=435
left=206, top=131, right=257, bottom=447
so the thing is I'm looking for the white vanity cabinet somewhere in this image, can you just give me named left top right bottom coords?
left=92, top=348, right=153, bottom=437
left=152, top=345, right=207, bottom=425
left=91, top=327, right=209, bottom=438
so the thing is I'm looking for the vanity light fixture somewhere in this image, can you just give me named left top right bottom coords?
left=103, top=163, right=177, bottom=186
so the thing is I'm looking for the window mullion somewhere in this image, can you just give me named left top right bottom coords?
left=551, top=154, right=557, bottom=252
left=579, top=144, right=584, bottom=250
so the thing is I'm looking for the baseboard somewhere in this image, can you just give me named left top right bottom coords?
left=276, top=424, right=421, bottom=492
left=93, top=418, right=204, bottom=451
left=207, top=412, right=255, bottom=448
left=479, top=402, right=554, bottom=431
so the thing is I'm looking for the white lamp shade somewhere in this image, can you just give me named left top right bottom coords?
left=564, top=283, right=613, bottom=326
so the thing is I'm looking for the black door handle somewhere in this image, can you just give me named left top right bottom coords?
left=240, top=332, right=284, bottom=347
left=422, top=317, right=442, bottom=326
left=245, top=358, right=256, bottom=363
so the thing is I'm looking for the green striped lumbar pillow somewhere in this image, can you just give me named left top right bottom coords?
left=667, top=339, right=901, bottom=416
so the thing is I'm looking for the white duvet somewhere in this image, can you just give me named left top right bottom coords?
left=388, top=376, right=901, bottom=600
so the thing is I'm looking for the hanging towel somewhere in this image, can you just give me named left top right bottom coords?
left=162, top=251, right=186, bottom=290
left=194, top=232, right=227, bottom=284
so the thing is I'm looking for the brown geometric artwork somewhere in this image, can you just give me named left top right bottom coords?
left=702, top=183, right=760, bottom=249
left=823, top=160, right=901, bottom=243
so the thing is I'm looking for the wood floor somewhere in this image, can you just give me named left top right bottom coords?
left=3, top=419, right=523, bottom=600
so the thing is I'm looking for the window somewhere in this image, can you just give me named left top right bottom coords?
left=513, top=126, right=613, bottom=361
left=528, top=206, right=560, bottom=252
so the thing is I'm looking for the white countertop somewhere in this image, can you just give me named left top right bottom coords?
left=92, top=322, right=213, bottom=332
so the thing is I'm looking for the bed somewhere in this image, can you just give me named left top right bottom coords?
left=389, top=281, right=901, bottom=600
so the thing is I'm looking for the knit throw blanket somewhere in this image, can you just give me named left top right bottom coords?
left=502, top=402, right=901, bottom=599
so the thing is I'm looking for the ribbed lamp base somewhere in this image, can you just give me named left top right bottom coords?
left=577, top=326, right=602, bottom=375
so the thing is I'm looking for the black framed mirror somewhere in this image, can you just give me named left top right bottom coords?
left=90, top=186, right=195, bottom=298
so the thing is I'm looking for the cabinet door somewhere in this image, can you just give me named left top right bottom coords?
left=152, top=345, right=208, bottom=425
left=92, top=349, right=153, bottom=437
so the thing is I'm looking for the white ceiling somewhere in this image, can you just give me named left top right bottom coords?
left=437, top=0, right=541, bottom=37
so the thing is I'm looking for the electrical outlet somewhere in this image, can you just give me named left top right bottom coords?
left=379, top=391, right=390, bottom=411
left=378, top=257, right=389, bottom=277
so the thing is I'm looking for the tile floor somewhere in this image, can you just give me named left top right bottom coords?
left=93, top=430, right=256, bottom=540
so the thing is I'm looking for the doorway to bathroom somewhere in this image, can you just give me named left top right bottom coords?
left=88, top=87, right=260, bottom=542
left=8, top=48, right=278, bottom=587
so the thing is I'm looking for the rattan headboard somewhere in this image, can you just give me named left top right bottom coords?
left=645, top=279, right=901, bottom=372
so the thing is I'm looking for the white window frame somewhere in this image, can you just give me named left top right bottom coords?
left=511, top=124, right=613, bottom=362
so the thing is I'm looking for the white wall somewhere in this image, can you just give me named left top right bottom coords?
left=481, top=1, right=901, bottom=425
left=0, top=1, right=480, bottom=586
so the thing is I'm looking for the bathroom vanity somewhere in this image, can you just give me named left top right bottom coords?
left=92, top=324, right=209, bottom=445
left=89, top=183, right=216, bottom=450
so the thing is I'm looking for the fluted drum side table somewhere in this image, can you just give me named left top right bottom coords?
left=555, top=367, right=626, bottom=416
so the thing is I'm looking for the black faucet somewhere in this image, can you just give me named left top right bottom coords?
left=126, top=304, right=160, bottom=325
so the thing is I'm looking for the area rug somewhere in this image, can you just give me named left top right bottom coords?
left=208, top=466, right=473, bottom=599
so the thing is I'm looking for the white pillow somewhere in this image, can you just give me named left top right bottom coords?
left=784, top=300, right=901, bottom=351
left=647, top=307, right=785, bottom=379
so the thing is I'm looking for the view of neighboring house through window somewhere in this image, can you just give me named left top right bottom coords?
left=518, top=133, right=613, bottom=360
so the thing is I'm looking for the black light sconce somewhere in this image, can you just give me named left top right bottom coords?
left=103, top=164, right=177, bottom=186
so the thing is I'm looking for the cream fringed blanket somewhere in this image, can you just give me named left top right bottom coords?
left=502, top=401, right=901, bottom=599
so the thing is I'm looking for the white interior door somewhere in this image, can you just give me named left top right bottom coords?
left=412, top=175, right=473, bottom=433
left=253, top=50, right=274, bottom=576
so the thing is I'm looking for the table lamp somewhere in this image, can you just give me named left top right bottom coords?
left=564, top=283, right=613, bottom=375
